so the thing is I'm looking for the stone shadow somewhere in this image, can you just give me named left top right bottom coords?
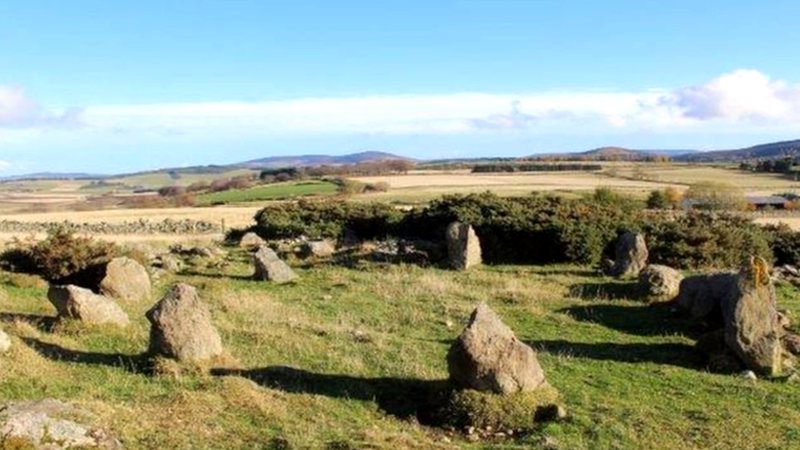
left=22, top=338, right=150, bottom=374
left=0, top=312, right=58, bottom=332
left=531, top=339, right=701, bottom=369
left=558, top=303, right=701, bottom=338
left=568, top=280, right=641, bottom=301
left=212, top=365, right=448, bottom=423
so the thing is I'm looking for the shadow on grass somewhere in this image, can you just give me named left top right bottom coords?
left=568, top=280, right=641, bottom=301
left=0, top=312, right=58, bottom=332
left=212, top=365, right=447, bottom=423
left=531, top=339, right=701, bottom=369
left=22, top=338, right=150, bottom=374
left=179, top=270, right=254, bottom=281
left=558, top=303, right=701, bottom=338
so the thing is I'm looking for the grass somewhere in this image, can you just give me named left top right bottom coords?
left=195, top=181, right=338, bottom=205
left=0, top=251, right=799, bottom=449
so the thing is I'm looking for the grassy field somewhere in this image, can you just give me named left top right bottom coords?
left=0, top=251, right=798, bottom=449
left=195, top=181, right=338, bottom=205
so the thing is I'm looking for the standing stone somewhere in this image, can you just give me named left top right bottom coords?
left=146, top=283, right=223, bottom=362
left=239, top=232, right=266, bottom=249
left=722, top=256, right=784, bottom=376
left=610, top=232, right=648, bottom=278
left=253, top=246, right=298, bottom=283
left=47, top=285, right=130, bottom=327
left=99, top=257, right=152, bottom=302
left=0, top=328, right=10, bottom=353
left=447, top=303, right=547, bottom=394
left=0, top=399, right=121, bottom=449
left=638, top=264, right=683, bottom=302
left=446, top=222, right=482, bottom=271
left=301, top=240, right=336, bottom=258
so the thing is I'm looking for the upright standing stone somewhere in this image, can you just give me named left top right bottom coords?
left=146, top=283, right=223, bottom=362
left=446, top=222, right=482, bottom=271
left=253, top=246, right=298, bottom=283
left=47, top=285, right=130, bottom=327
left=722, top=256, right=784, bottom=376
left=447, top=303, right=547, bottom=394
left=610, top=232, right=648, bottom=278
left=99, top=257, right=152, bottom=302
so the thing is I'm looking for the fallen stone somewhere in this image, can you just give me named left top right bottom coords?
left=239, top=232, right=266, bottom=249
left=0, top=399, right=121, bottom=449
left=253, top=246, right=298, bottom=283
left=146, top=283, right=223, bottom=362
left=446, top=222, right=482, bottom=271
left=301, top=240, right=336, bottom=258
left=47, top=285, right=130, bottom=327
left=638, top=264, right=683, bottom=302
left=609, top=232, right=648, bottom=278
left=99, top=257, right=151, bottom=302
left=447, top=303, right=547, bottom=394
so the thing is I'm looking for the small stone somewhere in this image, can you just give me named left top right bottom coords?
left=99, top=257, right=152, bottom=302
left=253, top=246, right=298, bottom=284
left=301, top=240, right=336, bottom=258
left=47, top=285, right=130, bottom=327
left=239, top=232, right=266, bottom=249
left=0, top=328, right=11, bottom=353
left=787, top=373, right=800, bottom=384
left=740, top=370, right=758, bottom=381
left=146, top=283, right=223, bottom=362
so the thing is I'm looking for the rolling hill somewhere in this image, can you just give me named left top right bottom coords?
left=531, top=146, right=698, bottom=161
left=674, top=139, right=800, bottom=162
left=235, top=151, right=414, bottom=169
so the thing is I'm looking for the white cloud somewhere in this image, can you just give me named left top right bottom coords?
left=0, top=86, right=82, bottom=129
left=6, top=69, right=800, bottom=138
left=658, top=69, right=800, bottom=122
left=0, top=160, right=10, bottom=171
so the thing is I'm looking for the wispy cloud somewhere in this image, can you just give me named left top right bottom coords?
left=5, top=69, right=800, bottom=138
left=0, top=86, right=82, bottom=129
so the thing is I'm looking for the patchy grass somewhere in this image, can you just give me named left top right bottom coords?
left=0, top=253, right=799, bottom=449
left=195, top=181, right=338, bottom=205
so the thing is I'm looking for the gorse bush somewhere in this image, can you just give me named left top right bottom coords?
left=253, top=199, right=403, bottom=240
left=0, top=227, right=119, bottom=283
left=249, top=192, right=797, bottom=269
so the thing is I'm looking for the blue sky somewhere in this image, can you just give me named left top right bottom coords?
left=1, top=0, right=800, bottom=174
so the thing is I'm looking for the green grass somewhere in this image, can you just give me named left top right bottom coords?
left=195, top=181, right=338, bottom=205
left=0, top=255, right=799, bottom=449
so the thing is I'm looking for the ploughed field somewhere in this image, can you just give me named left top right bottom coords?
left=1, top=251, right=799, bottom=449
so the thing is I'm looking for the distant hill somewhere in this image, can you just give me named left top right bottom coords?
left=0, top=172, right=106, bottom=182
left=675, top=139, right=800, bottom=162
left=531, top=147, right=698, bottom=161
left=235, top=151, right=415, bottom=169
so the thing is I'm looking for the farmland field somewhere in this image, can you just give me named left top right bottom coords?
left=195, top=180, right=338, bottom=205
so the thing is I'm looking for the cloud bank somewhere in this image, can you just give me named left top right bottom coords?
left=2, top=69, right=800, bottom=138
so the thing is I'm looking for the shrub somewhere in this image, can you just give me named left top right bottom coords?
left=764, top=223, right=800, bottom=267
left=0, top=227, right=119, bottom=283
left=646, top=189, right=669, bottom=209
left=253, top=199, right=403, bottom=240
left=250, top=192, right=777, bottom=269
left=435, top=386, right=560, bottom=431
left=335, top=178, right=367, bottom=196
left=644, top=213, right=772, bottom=269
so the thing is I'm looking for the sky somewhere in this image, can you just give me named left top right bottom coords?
left=1, top=0, right=800, bottom=175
